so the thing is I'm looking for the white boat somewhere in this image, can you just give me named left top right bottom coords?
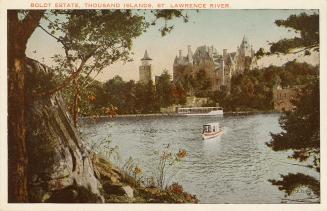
left=202, top=122, right=223, bottom=140
left=177, top=107, right=223, bottom=116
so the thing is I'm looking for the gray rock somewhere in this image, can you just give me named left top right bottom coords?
left=103, top=183, right=125, bottom=196
left=122, top=186, right=134, bottom=199
left=103, top=183, right=134, bottom=199
left=25, top=58, right=104, bottom=203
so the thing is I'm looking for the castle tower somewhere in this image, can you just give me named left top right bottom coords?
left=139, top=50, right=153, bottom=84
left=187, top=45, right=193, bottom=64
left=223, top=49, right=228, bottom=60
left=179, top=50, right=183, bottom=59
left=208, top=45, right=214, bottom=58
left=240, top=35, right=251, bottom=57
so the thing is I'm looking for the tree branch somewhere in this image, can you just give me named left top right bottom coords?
left=82, top=67, right=104, bottom=89
left=291, top=43, right=319, bottom=54
left=21, top=10, right=45, bottom=43
left=33, top=43, right=102, bottom=97
left=33, top=57, right=88, bottom=97
left=38, top=24, right=61, bottom=42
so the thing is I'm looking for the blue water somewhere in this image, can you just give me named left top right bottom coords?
left=80, top=114, right=319, bottom=203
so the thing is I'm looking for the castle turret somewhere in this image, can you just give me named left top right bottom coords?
left=139, top=50, right=153, bottom=84
left=179, top=50, right=183, bottom=59
left=240, top=35, right=252, bottom=57
left=223, top=49, right=228, bottom=60
left=187, top=45, right=193, bottom=64
left=141, top=50, right=152, bottom=66
left=208, top=45, right=214, bottom=58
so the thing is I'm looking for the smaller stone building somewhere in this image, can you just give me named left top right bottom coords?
left=185, top=96, right=209, bottom=107
left=273, top=86, right=300, bottom=112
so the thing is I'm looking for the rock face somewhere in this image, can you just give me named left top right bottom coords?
left=92, top=155, right=198, bottom=203
left=25, top=58, right=104, bottom=202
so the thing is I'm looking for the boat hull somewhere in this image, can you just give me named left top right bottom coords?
left=181, top=110, right=224, bottom=116
left=202, top=130, right=224, bottom=140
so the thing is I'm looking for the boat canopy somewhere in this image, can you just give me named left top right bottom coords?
left=203, top=122, right=220, bottom=133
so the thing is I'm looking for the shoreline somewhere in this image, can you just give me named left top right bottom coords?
left=79, top=110, right=279, bottom=121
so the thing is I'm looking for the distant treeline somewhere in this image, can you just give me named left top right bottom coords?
left=212, top=61, right=318, bottom=111
left=63, top=61, right=318, bottom=116
left=66, top=71, right=187, bottom=116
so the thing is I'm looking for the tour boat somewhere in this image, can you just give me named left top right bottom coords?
left=202, top=122, right=223, bottom=140
left=177, top=107, right=223, bottom=116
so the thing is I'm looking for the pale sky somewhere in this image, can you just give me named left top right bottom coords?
left=26, top=9, right=319, bottom=82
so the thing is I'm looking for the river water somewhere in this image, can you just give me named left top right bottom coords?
left=80, top=113, right=318, bottom=203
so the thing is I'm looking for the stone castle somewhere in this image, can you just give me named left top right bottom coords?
left=139, top=36, right=257, bottom=94
left=173, top=35, right=257, bottom=93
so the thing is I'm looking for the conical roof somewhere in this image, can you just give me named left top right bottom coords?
left=141, top=50, right=152, bottom=61
left=242, top=35, right=248, bottom=43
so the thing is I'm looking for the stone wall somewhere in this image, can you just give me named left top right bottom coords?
left=273, top=86, right=299, bottom=112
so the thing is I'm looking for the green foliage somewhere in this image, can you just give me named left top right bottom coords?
left=41, top=9, right=191, bottom=120
left=269, top=173, right=319, bottom=200
left=270, top=12, right=319, bottom=54
left=177, top=69, right=212, bottom=97
left=267, top=78, right=319, bottom=169
left=266, top=11, right=320, bottom=202
left=135, top=80, right=158, bottom=113
left=75, top=71, right=186, bottom=115
left=150, top=10, right=190, bottom=36
left=46, top=10, right=148, bottom=88
left=44, top=9, right=191, bottom=84
left=254, top=47, right=269, bottom=58
left=193, top=69, right=212, bottom=97
left=155, top=70, right=174, bottom=107
left=171, top=82, right=187, bottom=105
left=213, top=61, right=317, bottom=111
left=152, top=145, right=187, bottom=189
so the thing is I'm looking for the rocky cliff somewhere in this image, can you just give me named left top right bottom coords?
left=25, top=58, right=104, bottom=202
left=24, top=58, right=197, bottom=203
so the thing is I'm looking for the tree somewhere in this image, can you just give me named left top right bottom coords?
left=7, top=9, right=191, bottom=202
left=266, top=12, right=320, bottom=202
left=38, top=10, right=147, bottom=126
left=38, top=10, right=191, bottom=126
left=172, top=82, right=187, bottom=105
left=269, top=13, right=319, bottom=54
left=8, top=10, right=45, bottom=202
left=267, top=78, right=319, bottom=201
left=155, top=71, right=174, bottom=107
left=214, top=61, right=317, bottom=112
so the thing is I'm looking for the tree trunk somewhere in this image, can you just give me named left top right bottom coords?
left=7, top=10, right=44, bottom=203
left=8, top=40, right=28, bottom=203
left=72, top=79, right=81, bottom=128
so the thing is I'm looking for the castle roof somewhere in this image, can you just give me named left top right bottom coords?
left=242, top=35, right=249, bottom=44
left=141, top=50, right=152, bottom=61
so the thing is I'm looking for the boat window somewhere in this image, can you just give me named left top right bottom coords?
left=203, top=125, right=211, bottom=133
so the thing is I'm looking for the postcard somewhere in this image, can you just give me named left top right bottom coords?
left=0, top=0, right=326, bottom=211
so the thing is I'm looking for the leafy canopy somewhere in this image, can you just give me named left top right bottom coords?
left=266, top=11, right=320, bottom=202
left=270, top=12, right=319, bottom=54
